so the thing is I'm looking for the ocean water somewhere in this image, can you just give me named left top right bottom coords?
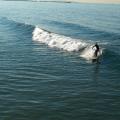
left=0, top=1, right=120, bottom=120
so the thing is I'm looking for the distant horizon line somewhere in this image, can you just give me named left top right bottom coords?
left=2, top=0, right=120, bottom=4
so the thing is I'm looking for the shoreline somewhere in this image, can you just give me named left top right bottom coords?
left=65, top=0, right=120, bottom=4
left=66, top=0, right=120, bottom=4
left=2, top=0, right=120, bottom=4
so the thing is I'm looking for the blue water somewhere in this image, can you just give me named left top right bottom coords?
left=0, top=1, right=120, bottom=120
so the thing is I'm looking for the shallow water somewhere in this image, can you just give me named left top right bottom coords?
left=0, top=1, right=120, bottom=120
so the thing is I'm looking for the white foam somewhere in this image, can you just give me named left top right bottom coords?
left=32, top=27, right=87, bottom=51
left=80, top=46, right=102, bottom=60
left=32, top=27, right=103, bottom=60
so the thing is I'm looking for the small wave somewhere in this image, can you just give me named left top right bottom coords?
left=0, top=17, right=34, bottom=36
left=32, top=27, right=103, bottom=60
left=32, top=27, right=87, bottom=51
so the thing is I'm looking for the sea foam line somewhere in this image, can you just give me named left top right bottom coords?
left=32, top=27, right=88, bottom=52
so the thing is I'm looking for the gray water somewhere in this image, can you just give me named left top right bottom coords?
left=0, top=1, right=120, bottom=120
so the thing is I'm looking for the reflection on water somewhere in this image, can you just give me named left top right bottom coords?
left=93, top=62, right=100, bottom=81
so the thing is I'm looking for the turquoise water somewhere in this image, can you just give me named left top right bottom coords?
left=0, top=1, right=120, bottom=120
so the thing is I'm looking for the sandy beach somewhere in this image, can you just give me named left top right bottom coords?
left=66, top=0, right=120, bottom=4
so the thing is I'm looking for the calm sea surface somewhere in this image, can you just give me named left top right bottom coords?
left=0, top=1, right=120, bottom=120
